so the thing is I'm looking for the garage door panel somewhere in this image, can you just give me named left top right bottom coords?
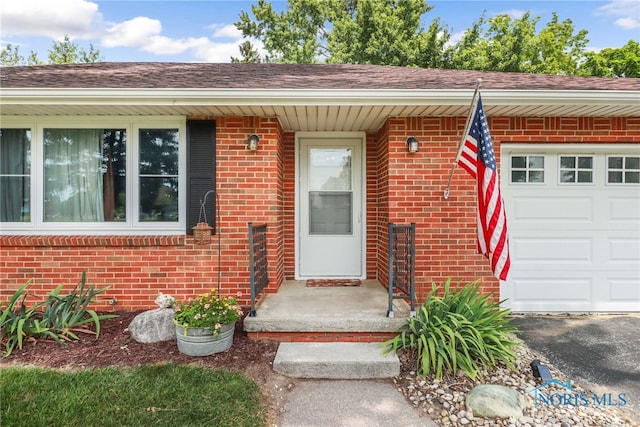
left=511, top=196, right=592, bottom=223
left=606, top=279, right=640, bottom=301
left=513, top=237, right=592, bottom=264
left=502, top=277, right=594, bottom=312
left=608, top=237, right=640, bottom=262
left=512, top=277, right=592, bottom=301
left=608, top=197, right=640, bottom=222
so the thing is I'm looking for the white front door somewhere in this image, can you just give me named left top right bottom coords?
left=297, top=133, right=365, bottom=279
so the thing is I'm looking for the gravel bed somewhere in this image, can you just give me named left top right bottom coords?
left=394, top=340, right=637, bottom=427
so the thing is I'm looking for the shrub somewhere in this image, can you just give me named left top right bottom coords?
left=0, top=271, right=117, bottom=357
left=384, top=278, right=519, bottom=380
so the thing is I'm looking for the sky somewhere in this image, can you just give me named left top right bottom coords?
left=1, top=0, right=638, bottom=63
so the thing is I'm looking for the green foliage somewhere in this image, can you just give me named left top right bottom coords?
left=173, top=290, right=243, bottom=333
left=580, top=40, right=640, bottom=78
left=238, top=1, right=620, bottom=76
left=47, top=35, right=102, bottom=64
left=2, top=364, right=268, bottom=427
left=0, top=271, right=117, bottom=357
left=450, top=11, right=589, bottom=75
left=231, top=40, right=263, bottom=63
left=235, top=0, right=450, bottom=66
left=384, top=279, right=519, bottom=380
left=0, top=35, right=102, bottom=66
left=0, top=281, right=47, bottom=357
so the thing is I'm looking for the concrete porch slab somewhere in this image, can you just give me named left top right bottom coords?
left=243, top=280, right=410, bottom=334
left=273, top=342, right=400, bottom=379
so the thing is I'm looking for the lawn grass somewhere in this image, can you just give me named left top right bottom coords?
left=1, top=363, right=268, bottom=427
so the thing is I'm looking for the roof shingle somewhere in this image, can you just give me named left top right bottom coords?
left=2, top=62, right=638, bottom=91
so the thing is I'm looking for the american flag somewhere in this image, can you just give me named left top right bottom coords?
left=458, top=95, right=511, bottom=280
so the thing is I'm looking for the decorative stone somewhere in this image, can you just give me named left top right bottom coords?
left=154, top=292, right=176, bottom=308
left=466, top=384, right=527, bottom=419
left=127, top=308, right=176, bottom=343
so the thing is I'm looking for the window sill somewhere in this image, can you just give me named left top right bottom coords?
left=0, top=235, right=186, bottom=247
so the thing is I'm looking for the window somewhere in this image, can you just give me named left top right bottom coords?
left=139, top=129, right=179, bottom=222
left=510, top=155, right=544, bottom=183
left=0, top=118, right=186, bottom=234
left=0, top=129, right=31, bottom=222
left=608, top=156, right=640, bottom=184
left=43, top=128, right=126, bottom=222
left=560, top=156, right=593, bottom=183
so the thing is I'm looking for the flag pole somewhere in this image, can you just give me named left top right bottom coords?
left=443, top=78, right=483, bottom=199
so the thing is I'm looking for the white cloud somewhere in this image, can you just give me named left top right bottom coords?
left=595, top=0, right=640, bottom=30
left=615, top=17, right=640, bottom=30
left=0, top=0, right=256, bottom=62
left=210, top=24, right=242, bottom=39
left=102, top=17, right=163, bottom=48
left=446, top=30, right=466, bottom=48
left=499, top=9, right=527, bottom=20
left=0, top=0, right=103, bottom=39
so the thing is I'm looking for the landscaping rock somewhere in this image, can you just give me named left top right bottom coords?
left=127, top=308, right=176, bottom=343
left=465, top=384, right=526, bottom=419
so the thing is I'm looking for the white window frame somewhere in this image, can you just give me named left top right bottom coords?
left=509, top=154, right=546, bottom=184
left=558, top=154, right=594, bottom=185
left=1, top=116, right=187, bottom=235
left=606, top=154, right=640, bottom=185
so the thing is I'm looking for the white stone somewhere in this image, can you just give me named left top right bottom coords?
left=466, top=384, right=527, bottom=419
left=127, top=308, right=176, bottom=343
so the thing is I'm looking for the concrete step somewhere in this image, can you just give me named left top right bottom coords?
left=273, top=342, right=400, bottom=379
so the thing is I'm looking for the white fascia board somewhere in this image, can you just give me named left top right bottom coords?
left=1, top=88, right=639, bottom=107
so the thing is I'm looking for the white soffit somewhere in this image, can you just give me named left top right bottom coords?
left=1, top=88, right=639, bottom=132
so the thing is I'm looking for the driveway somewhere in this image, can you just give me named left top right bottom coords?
left=511, top=314, right=640, bottom=423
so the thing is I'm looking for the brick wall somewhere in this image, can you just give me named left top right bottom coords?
left=378, top=116, right=640, bottom=302
left=1, top=115, right=637, bottom=311
left=0, top=116, right=286, bottom=311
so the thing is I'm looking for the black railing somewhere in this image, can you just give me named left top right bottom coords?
left=248, top=222, right=268, bottom=317
left=387, top=222, right=416, bottom=318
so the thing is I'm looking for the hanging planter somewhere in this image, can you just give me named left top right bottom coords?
left=193, top=190, right=216, bottom=245
left=193, top=222, right=213, bottom=245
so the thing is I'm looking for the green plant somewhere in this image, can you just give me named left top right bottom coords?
left=173, top=290, right=243, bottom=334
left=0, top=272, right=117, bottom=357
left=384, top=279, right=519, bottom=380
left=40, top=271, right=116, bottom=341
left=0, top=281, right=50, bottom=357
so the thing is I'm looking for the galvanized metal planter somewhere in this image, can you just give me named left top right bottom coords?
left=175, top=322, right=235, bottom=356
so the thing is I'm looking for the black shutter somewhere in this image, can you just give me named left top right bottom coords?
left=187, top=120, right=216, bottom=234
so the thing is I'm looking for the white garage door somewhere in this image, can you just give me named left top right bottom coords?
left=500, top=145, right=640, bottom=312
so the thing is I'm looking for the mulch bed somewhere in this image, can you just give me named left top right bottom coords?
left=0, top=311, right=279, bottom=373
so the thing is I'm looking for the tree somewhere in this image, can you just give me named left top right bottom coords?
left=231, top=41, right=262, bottom=63
left=0, top=35, right=102, bottom=66
left=47, top=35, right=102, bottom=64
left=235, top=0, right=451, bottom=66
left=580, top=40, right=640, bottom=78
left=0, top=44, right=43, bottom=66
left=450, top=11, right=589, bottom=75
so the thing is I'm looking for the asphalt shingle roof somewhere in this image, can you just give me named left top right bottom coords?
left=2, top=62, right=638, bottom=91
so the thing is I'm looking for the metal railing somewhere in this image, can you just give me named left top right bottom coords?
left=248, top=222, right=268, bottom=317
left=387, top=222, right=416, bottom=318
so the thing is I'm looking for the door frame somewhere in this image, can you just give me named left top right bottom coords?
left=294, top=131, right=367, bottom=280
